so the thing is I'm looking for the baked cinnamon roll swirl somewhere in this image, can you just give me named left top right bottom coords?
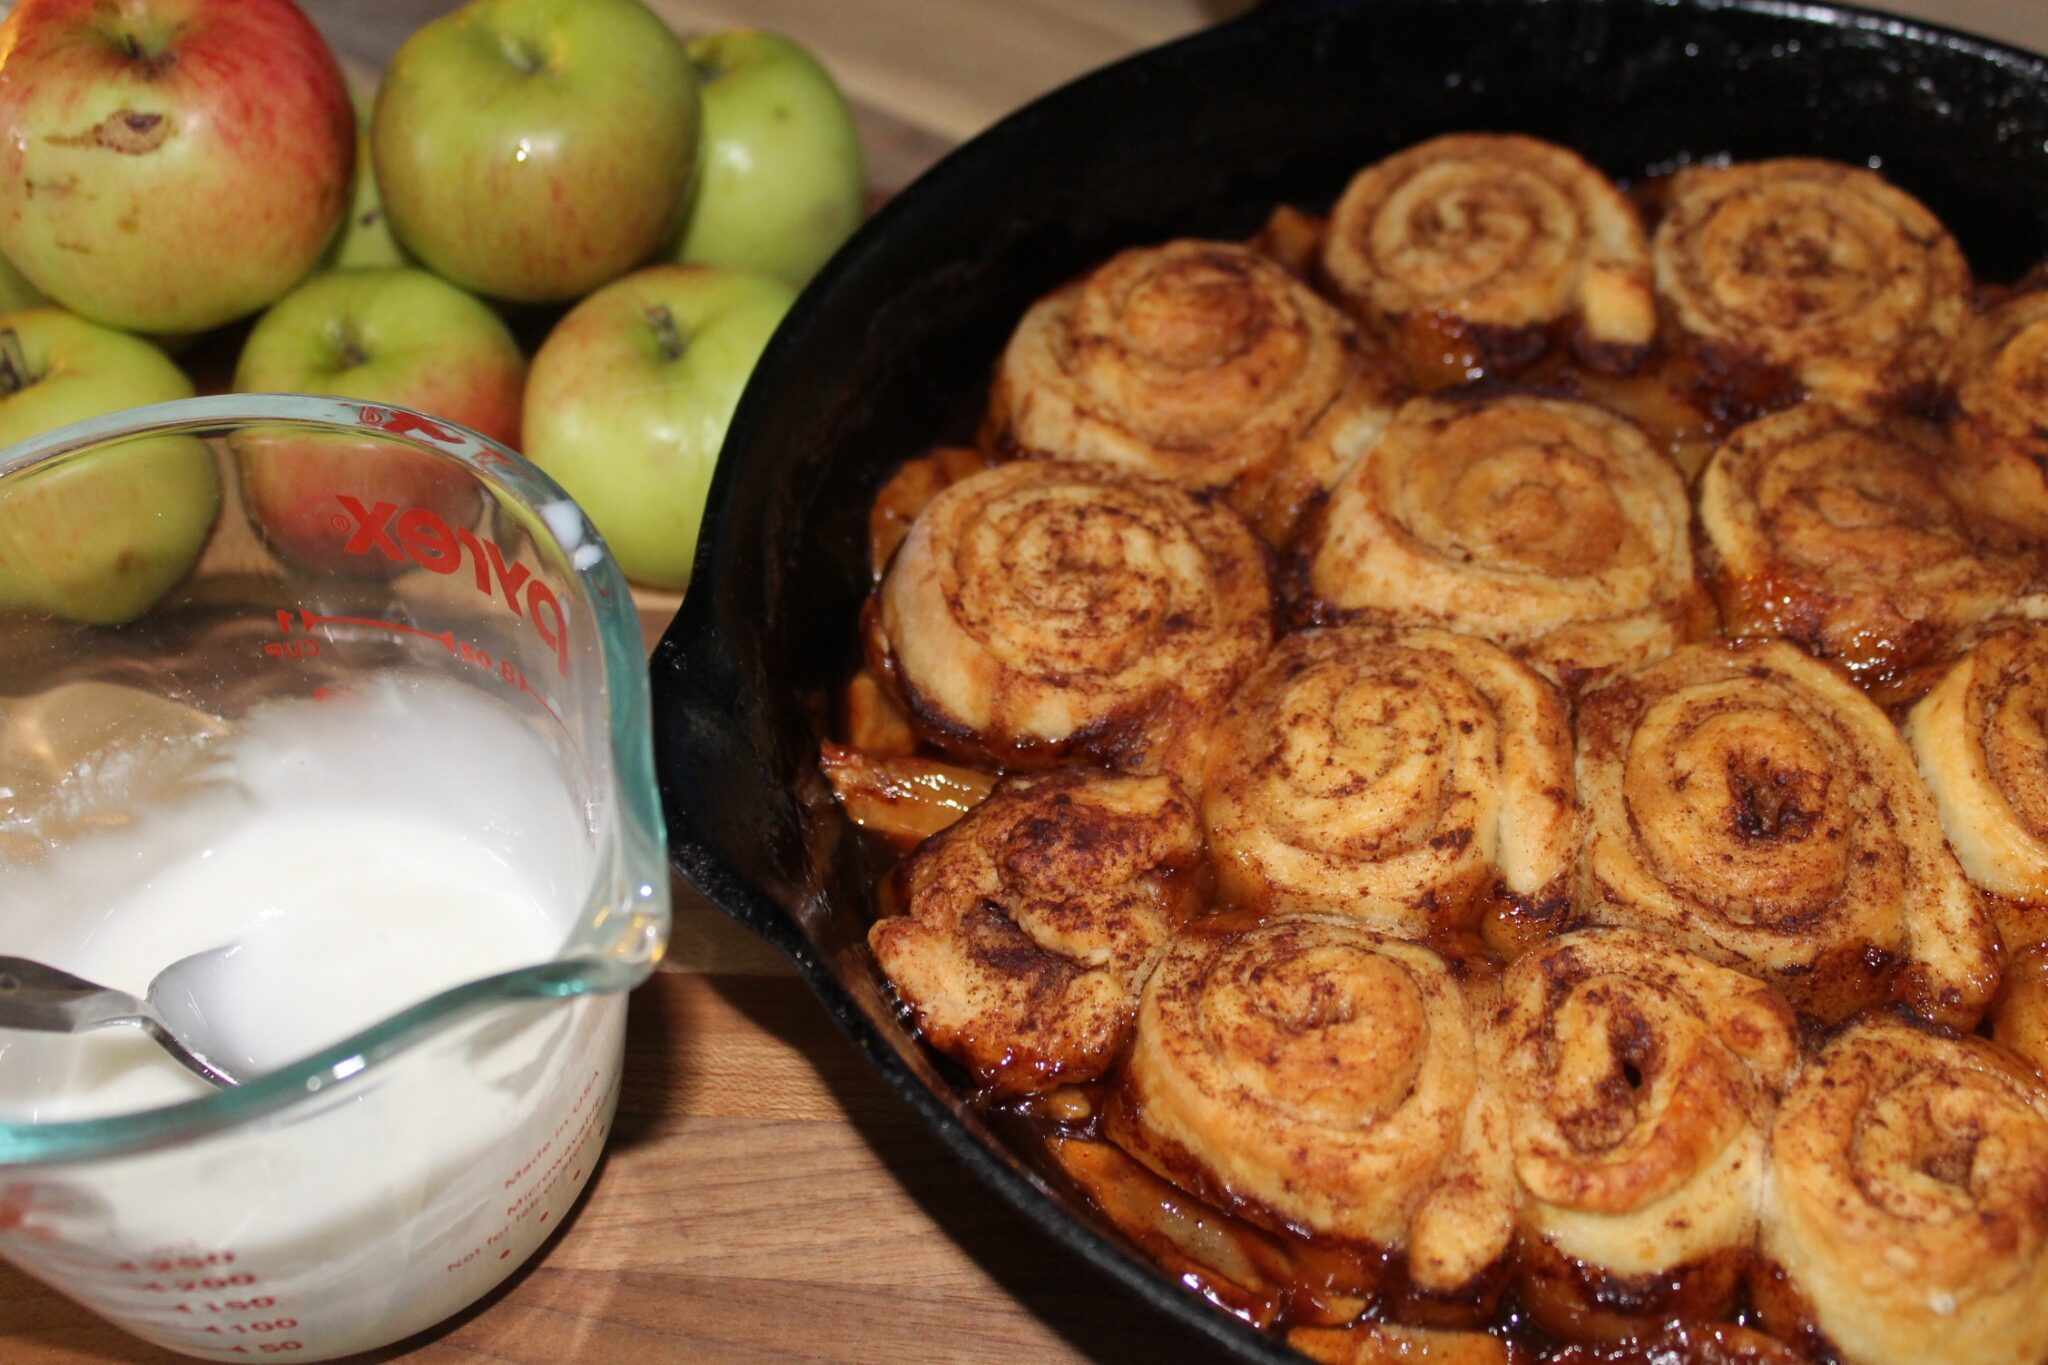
left=985, top=238, right=1406, bottom=541
left=1949, top=290, right=2048, bottom=536
left=1321, top=133, right=1655, bottom=383
left=1301, top=392, right=1712, bottom=693
left=873, top=460, right=1274, bottom=787
left=1699, top=402, right=2034, bottom=699
left=1906, top=626, right=2048, bottom=953
left=1110, top=914, right=1515, bottom=1298
left=1496, top=929, right=1799, bottom=1342
left=869, top=768, right=1204, bottom=1094
left=1653, top=159, right=1973, bottom=420
left=1575, top=640, right=1997, bottom=1028
left=1200, top=626, right=1575, bottom=939
left=1755, top=1014, right=2048, bottom=1365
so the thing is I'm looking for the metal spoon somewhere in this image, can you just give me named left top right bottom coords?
left=0, top=951, right=245, bottom=1088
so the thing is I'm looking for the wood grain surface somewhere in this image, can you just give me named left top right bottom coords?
left=5, top=2, right=2048, bottom=1363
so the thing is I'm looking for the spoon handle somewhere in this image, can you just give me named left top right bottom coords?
left=0, top=955, right=148, bottom=1033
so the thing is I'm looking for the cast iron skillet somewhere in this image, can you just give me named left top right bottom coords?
left=651, top=2, right=2048, bottom=1358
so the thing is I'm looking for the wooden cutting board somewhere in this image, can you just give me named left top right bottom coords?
left=5, top=2, right=2047, bottom=1363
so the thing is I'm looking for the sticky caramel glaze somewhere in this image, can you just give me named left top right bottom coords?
left=1247, top=204, right=1328, bottom=282
left=1199, top=626, right=1576, bottom=940
left=867, top=769, right=1205, bottom=1094
left=817, top=741, right=994, bottom=850
left=1994, top=945, right=2048, bottom=1079
left=1495, top=931, right=1800, bottom=1343
left=1291, top=1321, right=1512, bottom=1364
left=1110, top=913, right=1517, bottom=1304
left=1542, top=1321, right=1807, bottom=1365
left=1322, top=134, right=1656, bottom=382
left=1050, top=1136, right=1386, bottom=1333
left=1697, top=402, right=2038, bottom=707
left=983, top=239, right=1409, bottom=544
left=871, top=460, right=1275, bottom=793
left=1755, top=1012, right=2048, bottom=1365
left=1652, top=159, right=1973, bottom=421
left=1906, top=626, right=2048, bottom=949
left=1573, top=640, right=1998, bottom=1029
left=1948, top=290, right=2048, bottom=536
left=1519, top=348, right=1727, bottom=482
left=1300, top=391, right=1714, bottom=695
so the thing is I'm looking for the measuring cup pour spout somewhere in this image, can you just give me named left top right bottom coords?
left=0, top=954, right=242, bottom=1088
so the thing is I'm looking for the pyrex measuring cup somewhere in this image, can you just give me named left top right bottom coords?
left=0, top=395, right=669, bottom=1360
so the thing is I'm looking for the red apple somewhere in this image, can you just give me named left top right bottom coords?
left=0, top=0, right=354, bottom=334
left=232, top=268, right=524, bottom=572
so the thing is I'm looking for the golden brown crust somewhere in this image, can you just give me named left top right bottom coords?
left=1949, top=289, right=2048, bottom=536
left=873, top=460, right=1274, bottom=791
left=1301, top=392, right=1714, bottom=694
left=1199, top=626, right=1576, bottom=936
left=868, top=769, right=1204, bottom=1094
left=1757, top=1013, right=2048, bottom=1365
left=1494, top=929, right=1799, bottom=1341
left=1111, top=914, right=1515, bottom=1293
left=1653, top=159, right=1973, bottom=420
left=1905, top=626, right=2048, bottom=943
left=985, top=239, right=1407, bottom=541
left=1573, top=640, right=1998, bottom=1029
left=1322, top=133, right=1655, bottom=382
left=1698, top=402, right=2035, bottom=703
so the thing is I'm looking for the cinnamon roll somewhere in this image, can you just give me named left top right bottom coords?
left=1321, top=133, right=1656, bottom=384
left=1110, top=914, right=1515, bottom=1299
left=1575, top=640, right=1997, bottom=1028
left=869, top=768, right=1204, bottom=1094
left=1755, top=1013, right=2048, bottom=1365
left=985, top=238, right=1406, bottom=542
left=872, top=460, right=1274, bottom=788
left=1906, top=626, right=2048, bottom=952
left=1496, top=929, right=1799, bottom=1341
left=1698, top=401, right=2034, bottom=700
left=1301, top=392, right=1712, bottom=693
left=1949, top=290, right=2048, bottom=536
left=1653, top=158, right=1972, bottom=420
left=1200, top=626, right=1576, bottom=940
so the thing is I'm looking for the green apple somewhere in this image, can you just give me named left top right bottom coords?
left=0, top=251, right=49, bottom=315
left=522, top=264, right=793, bottom=588
left=233, top=268, right=525, bottom=572
left=0, top=0, right=356, bottom=334
left=372, top=0, right=701, bottom=304
left=325, top=91, right=410, bottom=273
left=0, top=309, right=217, bottom=624
left=675, top=30, right=865, bottom=288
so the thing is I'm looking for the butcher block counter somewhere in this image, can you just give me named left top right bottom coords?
left=5, top=1, right=2048, bottom=1362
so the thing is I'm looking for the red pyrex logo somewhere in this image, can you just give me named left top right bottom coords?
left=334, top=495, right=569, bottom=678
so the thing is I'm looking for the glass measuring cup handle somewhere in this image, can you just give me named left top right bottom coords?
left=0, top=957, right=237, bottom=1087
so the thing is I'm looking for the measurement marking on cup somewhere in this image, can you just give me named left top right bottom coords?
left=267, top=608, right=563, bottom=725
left=96, top=1247, right=306, bottom=1352
left=445, top=1068, right=609, bottom=1275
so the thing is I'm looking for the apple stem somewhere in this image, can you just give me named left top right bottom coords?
left=646, top=306, right=687, bottom=362
left=498, top=33, right=546, bottom=75
left=0, top=330, right=30, bottom=398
